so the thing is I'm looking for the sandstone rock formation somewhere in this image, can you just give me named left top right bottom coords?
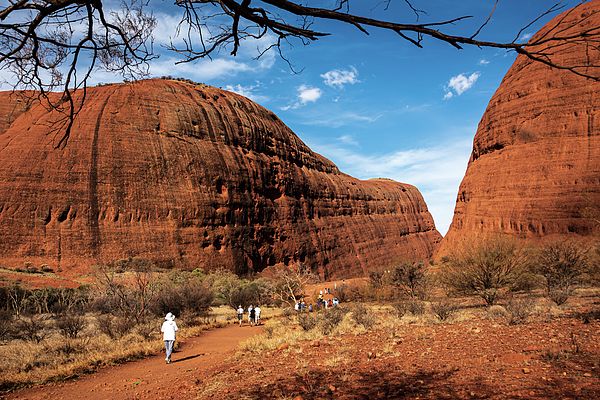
left=0, top=79, right=441, bottom=278
left=438, top=1, right=600, bottom=255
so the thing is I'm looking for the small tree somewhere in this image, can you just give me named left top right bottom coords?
left=368, top=271, right=385, bottom=289
left=93, top=265, right=158, bottom=323
left=206, top=270, right=269, bottom=309
left=270, top=264, right=317, bottom=308
left=532, top=241, right=590, bottom=305
left=55, top=313, right=87, bottom=338
left=15, top=315, right=48, bottom=343
left=440, top=238, right=528, bottom=306
left=388, top=262, right=427, bottom=299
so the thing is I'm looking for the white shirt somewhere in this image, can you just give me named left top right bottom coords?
left=237, top=307, right=244, bottom=315
left=161, top=320, right=178, bottom=341
left=255, top=307, right=261, bottom=316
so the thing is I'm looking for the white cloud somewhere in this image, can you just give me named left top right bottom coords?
left=149, top=13, right=277, bottom=80
left=281, top=84, right=322, bottom=110
left=445, top=72, right=480, bottom=98
left=338, top=135, right=359, bottom=147
left=149, top=57, right=254, bottom=81
left=298, top=85, right=322, bottom=103
left=478, top=59, right=490, bottom=65
left=306, top=134, right=475, bottom=235
left=519, top=32, right=533, bottom=42
left=299, top=111, right=381, bottom=128
left=321, top=66, right=359, bottom=88
left=153, top=12, right=195, bottom=46
left=223, top=83, right=268, bottom=103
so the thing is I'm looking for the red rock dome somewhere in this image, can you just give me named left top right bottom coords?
left=0, top=79, right=441, bottom=278
left=438, top=0, right=600, bottom=255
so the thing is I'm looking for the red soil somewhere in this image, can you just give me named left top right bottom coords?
left=201, top=299, right=600, bottom=399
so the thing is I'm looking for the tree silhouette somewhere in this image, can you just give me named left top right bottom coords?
left=1, top=0, right=599, bottom=143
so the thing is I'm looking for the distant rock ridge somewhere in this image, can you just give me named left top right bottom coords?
left=437, top=0, right=600, bottom=256
left=0, top=79, right=441, bottom=278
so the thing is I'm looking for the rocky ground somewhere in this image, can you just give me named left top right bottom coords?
left=3, top=293, right=599, bottom=400
left=200, top=297, right=600, bottom=399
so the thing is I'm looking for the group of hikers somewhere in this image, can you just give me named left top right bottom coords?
left=159, top=285, right=342, bottom=363
left=295, top=288, right=341, bottom=312
left=236, top=304, right=262, bottom=326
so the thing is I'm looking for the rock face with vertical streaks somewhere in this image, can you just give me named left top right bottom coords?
left=437, top=1, right=600, bottom=256
left=0, top=79, right=441, bottom=278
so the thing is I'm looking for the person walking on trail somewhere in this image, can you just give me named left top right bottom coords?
left=161, top=312, right=178, bottom=364
left=254, top=305, right=261, bottom=325
left=247, top=305, right=254, bottom=325
left=236, top=305, right=244, bottom=326
left=249, top=306, right=256, bottom=326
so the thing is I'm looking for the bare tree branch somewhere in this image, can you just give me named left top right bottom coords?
left=1, top=0, right=599, bottom=145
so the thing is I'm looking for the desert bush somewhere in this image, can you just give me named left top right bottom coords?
left=55, top=313, right=87, bottom=338
left=96, top=314, right=131, bottom=339
left=135, top=319, right=158, bottom=340
left=388, top=262, right=428, bottom=299
left=369, top=270, right=385, bottom=289
left=532, top=241, right=590, bottom=305
left=93, top=266, right=158, bottom=323
left=334, top=284, right=353, bottom=302
left=319, top=307, right=347, bottom=335
left=487, top=305, right=509, bottom=320
left=0, top=309, right=14, bottom=341
left=15, top=315, right=49, bottom=343
left=297, top=312, right=318, bottom=331
left=431, top=299, right=458, bottom=321
left=548, top=289, right=570, bottom=306
left=406, top=300, right=426, bottom=316
left=30, top=287, right=90, bottom=314
left=440, top=238, right=529, bottom=306
left=392, top=301, right=408, bottom=318
left=207, top=270, right=270, bottom=308
left=107, top=257, right=156, bottom=273
left=263, top=325, right=275, bottom=338
left=351, top=304, right=375, bottom=329
left=578, top=309, right=600, bottom=324
left=505, top=297, right=534, bottom=325
left=182, top=282, right=214, bottom=317
left=152, top=285, right=185, bottom=316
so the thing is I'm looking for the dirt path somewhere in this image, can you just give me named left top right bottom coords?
left=6, top=324, right=261, bottom=400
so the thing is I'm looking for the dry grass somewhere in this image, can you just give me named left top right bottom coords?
left=0, top=310, right=227, bottom=391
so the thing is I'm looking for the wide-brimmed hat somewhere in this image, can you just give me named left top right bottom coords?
left=165, top=312, right=175, bottom=321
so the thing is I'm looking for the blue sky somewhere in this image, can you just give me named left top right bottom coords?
left=0, top=0, right=582, bottom=234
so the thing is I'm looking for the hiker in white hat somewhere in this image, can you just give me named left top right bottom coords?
left=161, top=312, right=179, bottom=363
